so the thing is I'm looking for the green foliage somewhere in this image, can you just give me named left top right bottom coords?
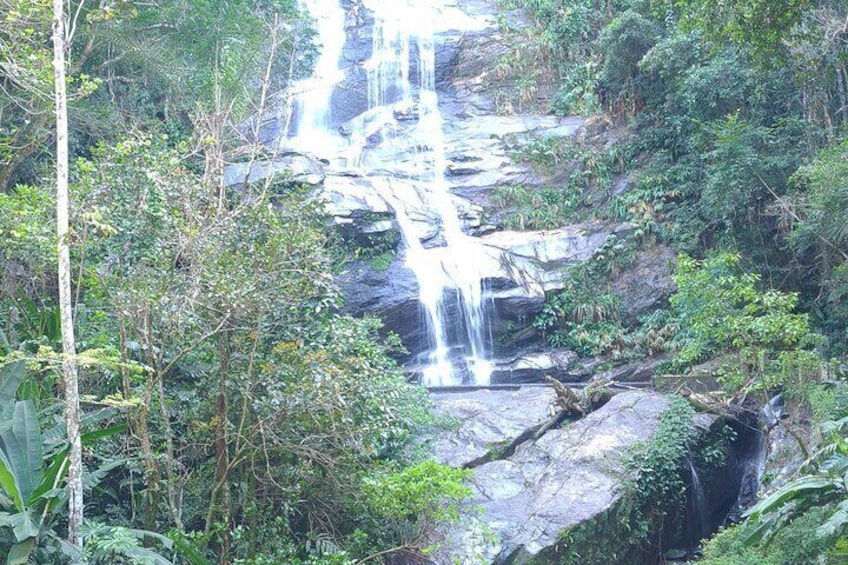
left=698, top=113, right=801, bottom=232
left=534, top=285, right=626, bottom=357
left=700, top=485, right=847, bottom=564
left=362, top=461, right=471, bottom=523
left=673, top=0, right=808, bottom=64
left=0, top=364, right=127, bottom=564
left=667, top=253, right=819, bottom=392
left=82, top=522, right=176, bottom=565
left=598, top=11, right=662, bottom=114
left=496, top=138, right=627, bottom=230
left=789, top=138, right=848, bottom=348
left=0, top=185, right=56, bottom=285
left=625, top=396, right=696, bottom=514
left=740, top=416, right=848, bottom=548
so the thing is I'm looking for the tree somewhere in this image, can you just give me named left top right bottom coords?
left=668, top=253, right=817, bottom=392
left=672, top=0, right=809, bottom=64
left=51, top=0, right=83, bottom=553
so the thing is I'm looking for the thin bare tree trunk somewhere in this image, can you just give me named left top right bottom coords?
left=52, top=0, right=83, bottom=553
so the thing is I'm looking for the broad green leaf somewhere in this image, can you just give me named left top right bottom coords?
left=740, top=502, right=795, bottom=547
left=817, top=498, right=848, bottom=539
left=125, top=547, right=174, bottom=565
left=55, top=536, right=82, bottom=561
left=1, top=401, right=43, bottom=504
left=30, top=446, right=69, bottom=504
left=82, top=422, right=127, bottom=444
left=0, top=448, right=23, bottom=511
left=0, top=361, right=26, bottom=403
left=126, top=527, right=174, bottom=549
left=0, top=401, right=12, bottom=435
left=31, top=423, right=125, bottom=503
left=1, top=509, right=39, bottom=542
left=171, top=535, right=213, bottom=565
left=744, top=476, right=841, bottom=520
left=7, top=537, right=35, bottom=565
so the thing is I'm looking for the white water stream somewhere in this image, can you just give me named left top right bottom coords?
left=286, top=0, right=492, bottom=386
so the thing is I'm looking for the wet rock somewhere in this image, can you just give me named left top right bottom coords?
left=223, top=153, right=325, bottom=188
left=489, top=349, right=581, bottom=384
left=317, top=174, right=391, bottom=221
left=335, top=257, right=424, bottom=348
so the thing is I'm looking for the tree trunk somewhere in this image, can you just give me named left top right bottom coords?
left=52, top=0, right=83, bottom=553
left=213, top=337, right=231, bottom=565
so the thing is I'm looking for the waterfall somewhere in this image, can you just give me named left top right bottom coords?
left=287, top=0, right=493, bottom=386
left=284, top=0, right=347, bottom=156
left=687, top=457, right=707, bottom=549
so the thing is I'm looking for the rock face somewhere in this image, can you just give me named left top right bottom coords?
left=430, top=390, right=671, bottom=563
left=428, top=389, right=757, bottom=565
left=430, top=387, right=556, bottom=468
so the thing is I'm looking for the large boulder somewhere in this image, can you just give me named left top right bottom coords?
left=427, top=388, right=761, bottom=564
left=430, top=390, right=672, bottom=563
left=430, top=387, right=556, bottom=468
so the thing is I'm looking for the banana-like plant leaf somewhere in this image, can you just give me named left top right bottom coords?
left=6, top=537, right=35, bottom=565
left=125, top=547, right=174, bottom=565
left=1, top=401, right=43, bottom=504
left=82, top=422, right=127, bottom=444
left=0, top=509, right=39, bottom=543
left=740, top=501, right=797, bottom=547
left=30, top=423, right=126, bottom=503
left=55, top=536, right=83, bottom=561
left=817, top=498, right=848, bottom=538
left=125, top=527, right=174, bottom=549
left=29, top=446, right=69, bottom=505
left=0, top=361, right=25, bottom=403
left=0, top=448, right=23, bottom=511
left=744, top=476, right=841, bottom=521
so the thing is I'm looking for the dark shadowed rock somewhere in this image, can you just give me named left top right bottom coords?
left=612, top=245, right=677, bottom=322
left=335, top=257, right=424, bottom=348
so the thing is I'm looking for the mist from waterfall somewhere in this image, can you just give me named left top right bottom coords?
left=288, top=0, right=493, bottom=386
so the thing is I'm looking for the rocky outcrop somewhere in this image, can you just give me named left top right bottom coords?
left=611, top=244, right=677, bottom=322
left=223, top=153, right=325, bottom=188
left=431, top=390, right=671, bottom=563
left=336, top=220, right=632, bottom=361
left=429, top=386, right=556, bottom=468
left=429, top=389, right=757, bottom=564
left=240, top=0, right=678, bottom=382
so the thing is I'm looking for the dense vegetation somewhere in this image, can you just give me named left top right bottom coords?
left=0, top=1, right=468, bottom=563
left=6, top=0, right=848, bottom=562
left=495, top=0, right=848, bottom=561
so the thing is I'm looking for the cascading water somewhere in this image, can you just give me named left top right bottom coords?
left=686, top=457, right=707, bottom=549
left=284, top=0, right=347, bottom=155
left=287, top=0, right=493, bottom=386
